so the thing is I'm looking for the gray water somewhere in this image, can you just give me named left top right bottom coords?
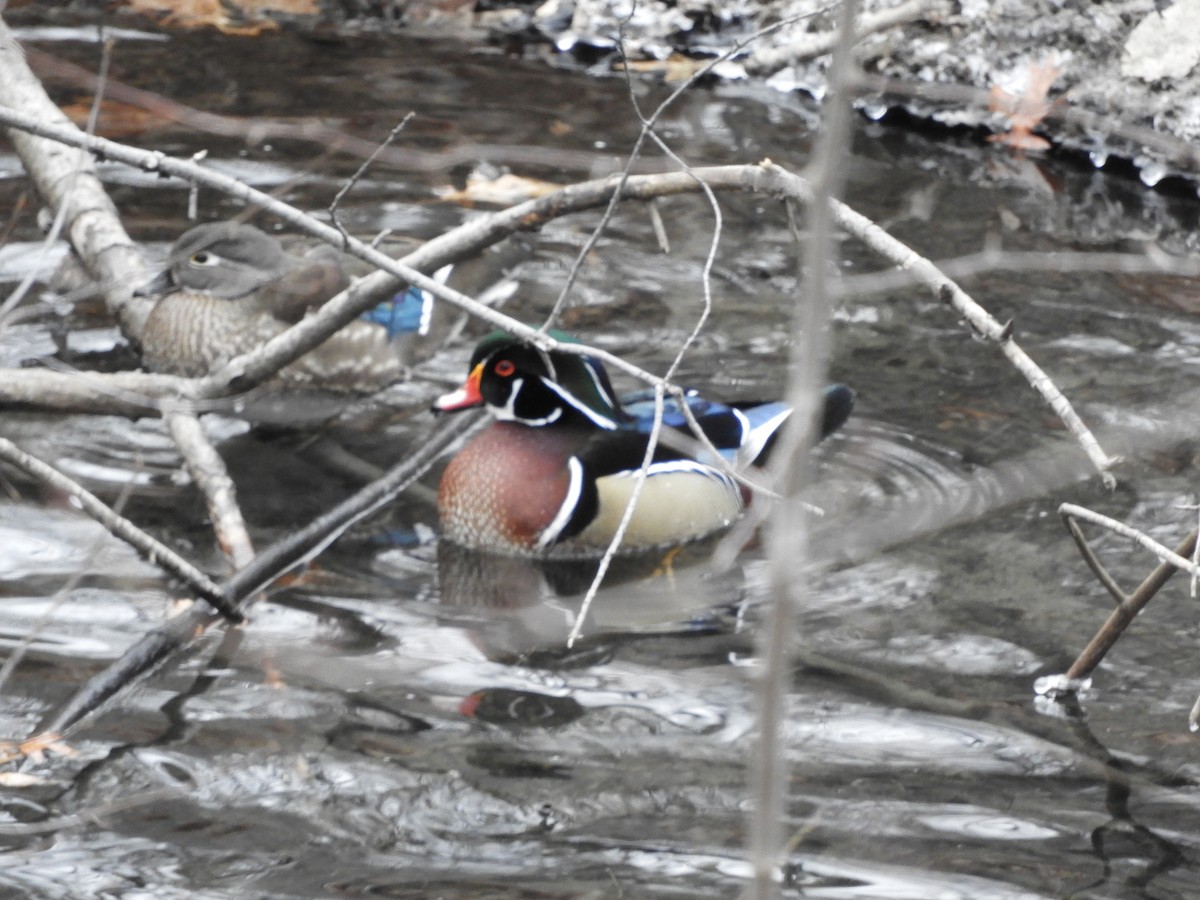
left=2, top=20, right=1200, bottom=899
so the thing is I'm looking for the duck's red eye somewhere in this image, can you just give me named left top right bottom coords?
left=494, top=359, right=516, bottom=377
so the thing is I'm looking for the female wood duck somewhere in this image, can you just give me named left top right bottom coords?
left=136, top=221, right=440, bottom=393
left=433, top=331, right=855, bottom=558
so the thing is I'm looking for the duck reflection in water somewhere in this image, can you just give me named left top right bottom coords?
left=434, top=537, right=745, bottom=662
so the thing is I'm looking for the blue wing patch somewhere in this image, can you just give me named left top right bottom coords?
left=360, top=264, right=452, bottom=339
left=361, top=285, right=431, bottom=338
left=619, top=383, right=853, bottom=466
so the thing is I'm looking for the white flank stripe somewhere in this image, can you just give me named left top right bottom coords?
left=606, top=458, right=741, bottom=496
left=536, top=456, right=585, bottom=549
left=643, top=459, right=739, bottom=491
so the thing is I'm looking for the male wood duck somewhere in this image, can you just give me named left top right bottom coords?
left=433, top=331, right=855, bottom=558
left=136, top=221, right=440, bottom=393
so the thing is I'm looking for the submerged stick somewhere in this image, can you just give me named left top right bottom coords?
left=1064, top=527, right=1198, bottom=682
left=165, top=411, right=255, bottom=570
left=34, top=413, right=476, bottom=739
left=0, top=436, right=240, bottom=622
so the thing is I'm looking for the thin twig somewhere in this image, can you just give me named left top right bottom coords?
left=1062, top=515, right=1128, bottom=605
left=647, top=198, right=669, bottom=253
left=750, top=0, right=861, bottom=893
left=542, top=8, right=818, bottom=330
left=560, top=19, right=738, bottom=642
left=567, top=385, right=666, bottom=647
left=1060, top=503, right=1200, bottom=580
left=328, top=113, right=414, bottom=243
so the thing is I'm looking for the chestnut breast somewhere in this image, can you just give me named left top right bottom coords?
left=437, top=422, right=591, bottom=555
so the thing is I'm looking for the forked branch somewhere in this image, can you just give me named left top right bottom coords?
left=1057, top=503, right=1199, bottom=684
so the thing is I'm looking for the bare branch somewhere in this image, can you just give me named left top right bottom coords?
left=0, top=106, right=1117, bottom=484
left=0, top=21, right=148, bottom=332
left=1061, top=503, right=1200, bottom=580
left=0, top=366, right=212, bottom=415
left=1062, top=524, right=1198, bottom=683
left=36, top=412, right=479, bottom=740
left=1062, top=514, right=1128, bottom=605
left=751, top=0, right=862, bottom=892
left=165, top=411, right=255, bottom=570
left=0, top=93, right=1116, bottom=486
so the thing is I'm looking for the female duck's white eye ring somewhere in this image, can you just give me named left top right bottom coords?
left=189, top=251, right=219, bottom=267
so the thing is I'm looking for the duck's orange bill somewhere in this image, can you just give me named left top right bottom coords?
left=433, top=361, right=485, bottom=412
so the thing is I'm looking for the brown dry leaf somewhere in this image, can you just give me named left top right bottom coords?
left=262, top=657, right=287, bottom=689
left=120, top=0, right=324, bottom=35
left=18, top=732, right=77, bottom=763
left=617, top=55, right=707, bottom=83
left=937, top=405, right=1009, bottom=425
left=988, top=62, right=1062, bottom=152
left=1113, top=272, right=1200, bottom=316
left=239, top=0, right=319, bottom=12
left=0, top=772, right=49, bottom=788
left=1149, top=730, right=1200, bottom=746
left=437, top=172, right=564, bottom=207
left=61, top=100, right=168, bottom=137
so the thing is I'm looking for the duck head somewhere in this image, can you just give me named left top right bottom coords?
left=136, top=222, right=289, bottom=300
left=433, top=332, right=626, bottom=429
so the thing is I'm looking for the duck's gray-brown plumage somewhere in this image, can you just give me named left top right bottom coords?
left=138, top=222, right=405, bottom=393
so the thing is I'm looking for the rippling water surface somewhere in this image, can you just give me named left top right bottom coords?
left=3, top=14, right=1200, bottom=899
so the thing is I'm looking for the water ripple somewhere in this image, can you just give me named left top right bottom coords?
left=917, top=810, right=1062, bottom=841
left=785, top=705, right=1079, bottom=776
left=808, top=419, right=1045, bottom=561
